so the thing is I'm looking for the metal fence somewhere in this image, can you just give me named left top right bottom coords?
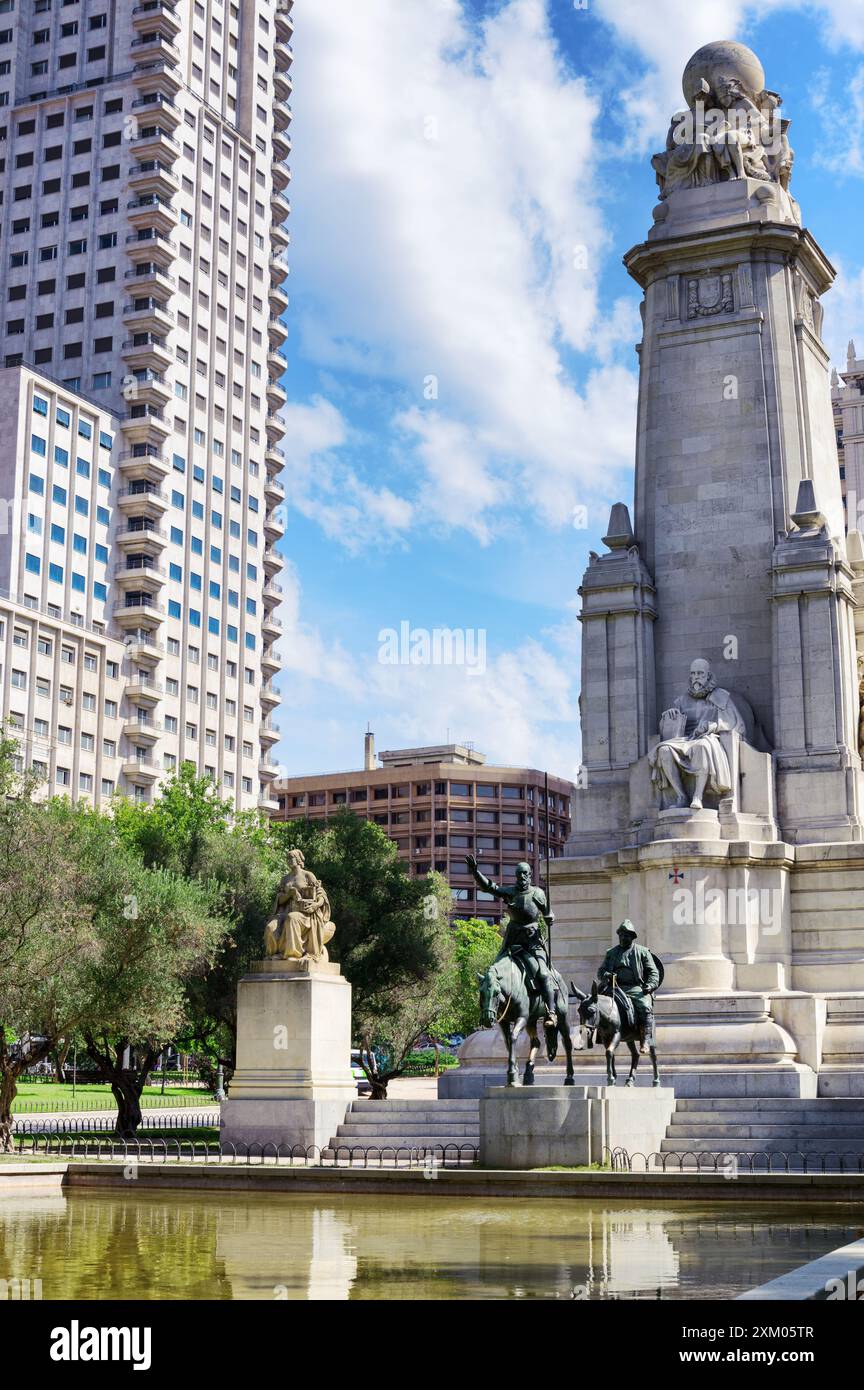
left=14, top=1134, right=479, bottom=1168
left=12, top=1111, right=218, bottom=1136
left=13, top=1094, right=217, bottom=1116
left=608, top=1147, right=864, bottom=1175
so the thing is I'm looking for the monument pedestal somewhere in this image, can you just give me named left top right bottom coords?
left=480, top=1085, right=676, bottom=1169
left=221, top=959, right=356, bottom=1152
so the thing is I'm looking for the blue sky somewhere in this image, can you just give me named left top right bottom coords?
left=272, top=0, right=864, bottom=781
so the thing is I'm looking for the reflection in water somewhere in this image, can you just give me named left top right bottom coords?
left=0, top=1189, right=860, bottom=1301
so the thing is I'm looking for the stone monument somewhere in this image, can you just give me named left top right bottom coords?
left=549, top=40, right=864, bottom=1099
left=221, top=852, right=356, bottom=1151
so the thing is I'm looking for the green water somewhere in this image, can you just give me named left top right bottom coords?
left=1, top=1189, right=860, bottom=1300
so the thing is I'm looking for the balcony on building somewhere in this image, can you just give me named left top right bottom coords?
left=122, top=633, right=165, bottom=668
left=123, top=715, right=160, bottom=743
left=268, top=314, right=289, bottom=348
left=264, top=475, right=285, bottom=508
left=269, top=284, right=290, bottom=317
left=125, top=263, right=176, bottom=300
left=118, top=446, right=170, bottom=484
left=272, top=128, right=292, bottom=163
left=123, top=368, right=171, bottom=408
left=271, top=190, right=291, bottom=224
left=130, top=91, right=180, bottom=129
left=264, top=509, right=286, bottom=543
left=274, top=99, right=292, bottom=132
left=126, top=196, right=177, bottom=236
left=262, top=578, right=283, bottom=605
left=120, top=405, right=170, bottom=448
left=261, top=649, right=282, bottom=677
left=132, top=2, right=182, bottom=40
left=126, top=228, right=176, bottom=267
left=123, top=297, right=175, bottom=336
left=260, top=683, right=282, bottom=711
left=259, top=759, right=279, bottom=782
left=122, top=756, right=161, bottom=784
left=266, top=379, right=287, bottom=412
left=267, top=345, right=288, bottom=378
left=128, top=160, right=180, bottom=200
left=270, top=220, right=290, bottom=253
left=124, top=675, right=164, bottom=707
left=265, top=412, right=287, bottom=445
left=265, top=443, right=285, bottom=473
left=116, top=520, right=167, bottom=557
left=262, top=548, right=285, bottom=576
left=117, top=483, right=168, bottom=520
left=272, top=160, right=292, bottom=196
left=275, top=1, right=294, bottom=42
left=260, top=721, right=280, bottom=747
left=131, top=124, right=180, bottom=165
left=132, top=56, right=182, bottom=101
left=121, top=334, right=172, bottom=373
left=114, top=557, right=166, bottom=594
left=257, top=793, right=280, bottom=813
left=114, top=594, right=166, bottom=628
left=262, top=612, right=283, bottom=642
left=274, top=67, right=292, bottom=102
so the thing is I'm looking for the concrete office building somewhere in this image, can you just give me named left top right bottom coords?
left=0, top=0, right=291, bottom=809
left=273, top=734, right=575, bottom=924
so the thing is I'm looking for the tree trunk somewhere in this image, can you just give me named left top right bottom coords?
left=111, top=1078, right=144, bottom=1138
left=52, top=1039, right=71, bottom=1084
left=369, top=1076, right=389, bottom=1101
left=0, top=1066, right=19, bottom=1154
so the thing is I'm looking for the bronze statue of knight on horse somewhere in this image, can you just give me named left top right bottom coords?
left=467, top=855, right=576, bottom=1087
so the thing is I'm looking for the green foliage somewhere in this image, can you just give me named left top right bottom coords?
left=433, top=917, right=502, bottom=1038
left=277, top=811, right=454, bottom=1092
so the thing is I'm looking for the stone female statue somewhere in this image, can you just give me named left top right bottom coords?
left=264, top=849, right=336, bottom=963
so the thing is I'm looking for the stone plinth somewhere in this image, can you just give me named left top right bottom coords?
left=480, top=1086, right=675, bottom=1169
left=221, top=958, right=356, bottom=1152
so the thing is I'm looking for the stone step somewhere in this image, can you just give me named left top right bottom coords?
left=669, top=1110, right=864, bottom=1127
left=665, top=1124, right=864, bottom=1140
left=341, top=1109, right=477, bottom=1125
left=335, top=1126, right=478, bottom=1134
left=347, top=1099, right=478, bottom=1112
left=660, top=1137, right=864, bottom=1154
left=674, top=1097, right=864, bottom=1112
left=331, top=1138, right=479, bottom=1152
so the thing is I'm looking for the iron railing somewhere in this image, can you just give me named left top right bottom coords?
left=13, top=1094, right=215, bottom=1116
left=14, top=1135, right=479, bottom=1167
left=608, top=1148, right=864, bottom=1175
left=13, top=1110, right=217, bottom=1136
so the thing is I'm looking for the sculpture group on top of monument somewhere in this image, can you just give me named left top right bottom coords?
left=649, top=657, right=765, bottom=812
left=651, top=40, right=794, bottom=200
left=264, top=848, right=336, bottom=963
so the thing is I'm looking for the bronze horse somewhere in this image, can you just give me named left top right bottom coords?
left=478, top=955, right=576, bottom=1087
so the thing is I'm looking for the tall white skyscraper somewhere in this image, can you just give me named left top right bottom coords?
left=0, top=0, right=290, bottom=811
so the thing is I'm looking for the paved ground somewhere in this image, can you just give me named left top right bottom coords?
left=375, top=1076, right=439, bottom=1101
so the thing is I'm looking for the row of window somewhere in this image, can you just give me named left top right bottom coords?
left=289, top=784, right=570, bottom=811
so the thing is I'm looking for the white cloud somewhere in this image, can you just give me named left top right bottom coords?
left=279, top=396, right=415, bottom=550
left=289, top=0, right=637, bottom=545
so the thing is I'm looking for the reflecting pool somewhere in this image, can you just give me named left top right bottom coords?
left=1, top=1189, right=860, bottom=1300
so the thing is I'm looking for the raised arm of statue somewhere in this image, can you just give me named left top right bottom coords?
left=465, top=853, right=508, bottom=900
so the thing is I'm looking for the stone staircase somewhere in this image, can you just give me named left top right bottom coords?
left=329, top=1099, right=480, bottom=1155
left=660, top=1098, right=864, bottom=1164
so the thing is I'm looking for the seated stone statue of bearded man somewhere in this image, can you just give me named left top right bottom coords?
left=649, top=657, right=751, bottom=811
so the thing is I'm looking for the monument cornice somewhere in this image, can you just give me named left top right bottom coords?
left=624, top=222, right=836, bottom=292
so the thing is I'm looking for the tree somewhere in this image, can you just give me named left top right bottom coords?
left=277, top=811, right=454, bottom=1098
left=0, top=740, right=100, bottom=1151
left=115, top=769, right=283, bottom=1077
left=73, top=809, right=230, bottom=1136
left=433, top=917, right=502, bottom=1039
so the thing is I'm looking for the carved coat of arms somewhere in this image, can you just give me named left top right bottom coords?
left=687, top=273, right=734, bottom=318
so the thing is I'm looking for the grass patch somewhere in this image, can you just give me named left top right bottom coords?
left=12, top=1083, right=209, bottom=1112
